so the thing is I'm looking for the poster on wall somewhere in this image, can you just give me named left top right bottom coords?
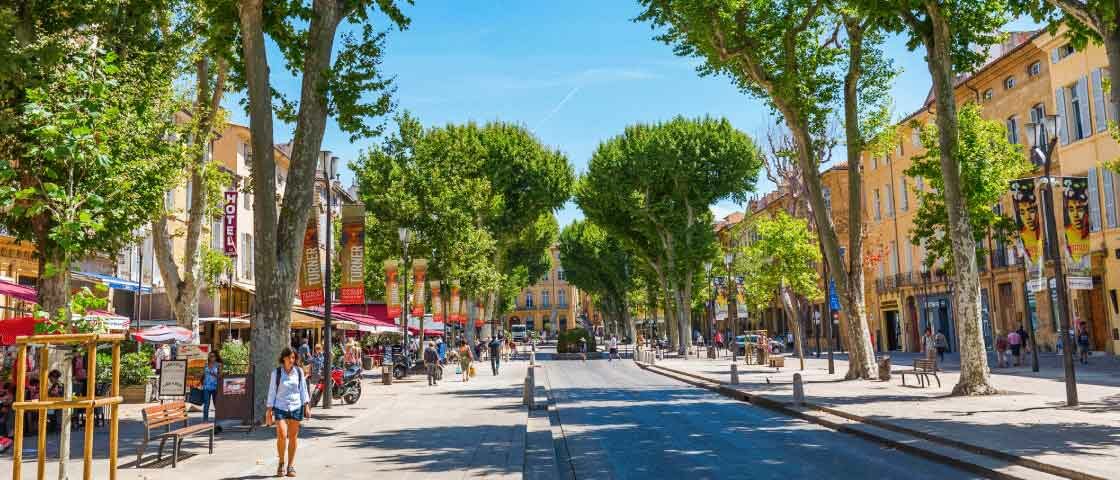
left=340, top=205, right=366, bottom=303
left=1010, top=178, right=1043, bottom=277
left=299, top=220, right=324, bottom=307
left=431, top=280, right=443, bottom=322
left=1062, top=176, right=1092, bottom=289
left=385, top=260, right=400, bottom=319
left=411, top=259, right=427, bottom=316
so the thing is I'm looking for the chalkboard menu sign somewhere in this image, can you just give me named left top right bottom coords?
left=159, top=360, right=187, bottom=398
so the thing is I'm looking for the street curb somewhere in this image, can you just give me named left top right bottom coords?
left=634, top=361, right=1104, bottom=480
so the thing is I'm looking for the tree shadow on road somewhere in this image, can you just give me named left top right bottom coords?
left=335, top=424, right=522, bottom=476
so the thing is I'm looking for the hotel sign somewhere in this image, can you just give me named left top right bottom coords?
left=223, top=191, right=238, bottom=257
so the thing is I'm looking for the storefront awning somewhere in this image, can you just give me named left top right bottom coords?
left=73, top=271, right=152, bottom=293
left=0, top=279, right=37, bottom=304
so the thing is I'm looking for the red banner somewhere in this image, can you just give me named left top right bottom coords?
left=474, top=301, right=485, bottom=328
left=431, top=280, right=442, bottom=322
left=449, top=281, right=460, bottom=324
left=223, top=191, right=238, bottom=256
left=411, top=259, right=427, bottom=316
left=385, top=260, right=400, bottom=320
left=339, top=205, right=365, bottom=304
left=298, top=220, right=324, bottom=307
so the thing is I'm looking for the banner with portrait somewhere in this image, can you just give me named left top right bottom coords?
left=449, top=280, right=460, bottom=324
left=430, top=280, right=443, bottom=322
left=339, top=205, right=365, bottom=304
left=411, top=258, right=427, bottom=316
left=1010, top=178, right=1043, bottom=276
left=1062, top=176, right=1092, bottom=286
left=298, top=220, right=324, bottom=307
left=385, top=260, right=401, bottom=320
left=474, top=301, right=485, bottom=328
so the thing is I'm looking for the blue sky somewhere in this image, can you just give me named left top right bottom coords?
left=223, top=2, right=1040, bottom=227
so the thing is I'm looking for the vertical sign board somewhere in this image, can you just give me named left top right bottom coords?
left=1062, top=177, right=1092, bottom=290
left=339, top=205, right=366, bottom=303
left=450, top=281, right=461, bottom=324
left=158, top=360, right=187, bottom=399
left=431, top=281, right=443, bottom=323
left=385, top=260, right=401, bottom=320
left=299, top=221, right=325, bottom=307
left=223, top=191, right=238, bottom=256
left=411, top=259, right=427, bottom=316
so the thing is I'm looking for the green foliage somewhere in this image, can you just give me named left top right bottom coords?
left=220, top=340, right=250, bottom=374
left=557, top=328, right=597, bottom=354
left=95, top=352, right=113, bottom=385
left=559, top=220, right=634, bottom=326
left=120, top=351, right=154, bottom=387
left=739, top=212, right=823, bottom=305
left=201, top=247, right=234, bottom=295
left=903, top=103, right=1033, bottom=272
left=33, top=285, right=111, bottom=335
left=857, top=0, right=1011, bottom=75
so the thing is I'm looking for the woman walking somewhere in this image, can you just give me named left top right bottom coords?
left=457, top=341, right=474, bottom=382
left=266, top=347, right=311, bottom=477
left=201, top=352, right=222, bottom=421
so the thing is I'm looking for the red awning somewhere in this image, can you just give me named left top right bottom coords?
left=0, top=316, right=39, bottom=345
left=0, top=279, right=37, bottom=304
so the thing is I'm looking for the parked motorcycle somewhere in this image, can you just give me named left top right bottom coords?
left=312, top=364, right=363, bottom=405
left=391, top=352, right=440, bottom=380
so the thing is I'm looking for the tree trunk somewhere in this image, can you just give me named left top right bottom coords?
left=922, top=7, right=995, bottom=396
left=779, top=287, right=806, bottom=370
left=622, top=297, right=637, bottom=344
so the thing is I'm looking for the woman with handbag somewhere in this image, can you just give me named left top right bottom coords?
left=266, top=346, right=311, bottom=477
left=201, top=351, right=222, bottom=422
left=457, top=341, right=473, bottom=383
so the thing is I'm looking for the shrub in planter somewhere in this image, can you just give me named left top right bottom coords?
left=120, top=351, right=154, bottom=386
left=557, top=328, right=596, bottom=354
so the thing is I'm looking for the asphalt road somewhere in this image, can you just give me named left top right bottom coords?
left=541, top=354, right=980, bottom=480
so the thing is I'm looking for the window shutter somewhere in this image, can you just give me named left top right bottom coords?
left=1103, top=68, right=1117, bottom=124
left=1051, top=48, right=1060, bottom=64
left=885, top=184, right=894, bottom=217
left=1055, top=88, right=1070, bottom=145
left=1093, top=69, right=1107, bottom=133
left=1105, top=169, right=1117, bottom=228
left=1077, top=76, right=1092, bottom=137
left=1088, top=168, right=1102, bottom=232
left=900, top=178, right=908, bottom=211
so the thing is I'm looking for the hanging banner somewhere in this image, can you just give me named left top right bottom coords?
left=430, top=280, right=443, bottom=322
left=475, top=301, right=485, bottom=328
left=1062, top=176, right=1092, bottom=288
left=223, top=191, right=238, bottom=257
left=460, top=298, right=469, bottom=326
left=384, top=260, right=400, bottom=320
left=298, top=220, right=324, bottom=307
left=411, top=259, right=428, bottom=316
left=1010, top=178, right=1043, bottom=276
left=449, top=280, right=460, bottom=324
left=339, top=205, right=365, bottom=303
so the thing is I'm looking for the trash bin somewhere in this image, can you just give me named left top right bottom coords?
left=381, top=363, right=393, bottom=385
left=877, top=355, right=891, bottom=381
left=362, top=355, right=373, bottom=371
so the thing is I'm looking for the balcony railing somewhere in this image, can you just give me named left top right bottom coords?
left=875, top=270, right=952, bottom=294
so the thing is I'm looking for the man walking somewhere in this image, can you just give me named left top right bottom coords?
left=424, top=342, right=440, bottom=386
left=1007, top=328, right=1022, bottom=367
left=488, top=336, right=502, bottom=375
left=608, top=335, right=619, bottom=362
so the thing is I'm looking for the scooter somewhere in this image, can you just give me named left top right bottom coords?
left=391, top=352, right=441, bottom=380
left=313, top=364, right=363, bottom=405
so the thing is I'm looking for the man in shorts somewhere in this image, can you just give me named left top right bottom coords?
left=1007, top=329, right=1022, bottom=367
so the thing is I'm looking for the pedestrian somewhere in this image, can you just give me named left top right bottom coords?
left=488, top=336, right=502, bottom=375
left=1016, top=324, right=1030, bottom=356
left=1077, top=322, right=1091, bottom=365
left=1007, top=329, right=1022, bottom=366
left=934, top=331, right=948, bottom=364
left=436, top=338, right=447, bottom=364
left=994, top=334, right=1008, bottom=368
left=457, top=341, right=474, bottom=382
left=298, top=337, right=311, bottom=366
left=201, top=351, right=222, bottom=422
left=309, top=344, right=325, bottom=382
left=922, top=327, right=936, bottom=362
left=579, top=337, right=588, bottom=362
left=266, top=346, right=311, bottom=478
left=154, top=344, right=170, bottom=374
left=423, top=342, right=440, bottom=386
left=715, top=331, right=724, bottom=355
left=608, top=335, right=619, bottom=362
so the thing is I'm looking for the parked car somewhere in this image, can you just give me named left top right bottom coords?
left=735, top=334, right=783, bottom=354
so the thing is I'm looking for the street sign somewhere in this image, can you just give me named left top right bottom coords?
left=1068, top=276, right=1092, bottom=290
left=828, top=279, right=841, bottom=311
left=1028, top=278, right=1045, bottom=292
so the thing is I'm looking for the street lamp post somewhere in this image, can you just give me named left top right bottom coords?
left=723, top=252, right=737, bottom=363
left=1027, top=115, right=1079, bottom=407
left=704, top=261, right=716, bottom=359
left=398, top=227, right=411, bottom=378
left=321, top=163, right=336, bottom=409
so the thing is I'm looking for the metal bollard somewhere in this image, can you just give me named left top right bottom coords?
left=730, top=363, right=739, bottom=385
left=793, top=373, right=805, bottom=406
left=382, top=364, right=393, bottom=385
left=523, top=367, right=536, bottom=409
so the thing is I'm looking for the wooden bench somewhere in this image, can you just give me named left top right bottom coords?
left=136, top=401, right=214, bottom=468
left=768, top=356, right=785, bottom=372
left=898, top=359, right=941, bottom=388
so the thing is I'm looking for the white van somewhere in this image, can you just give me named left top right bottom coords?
left=511, top=324, right=528, bottom=343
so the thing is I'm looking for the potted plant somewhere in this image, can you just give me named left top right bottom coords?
left=119, top=351, right=154, bottom=403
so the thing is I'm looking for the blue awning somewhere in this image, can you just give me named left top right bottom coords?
left=74, top=271, right=153, bottom=294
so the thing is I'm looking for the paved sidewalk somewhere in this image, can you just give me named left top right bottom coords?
left=646, top=351, right=1120, bottom=479
left=2, top=359, right=531, bottom=479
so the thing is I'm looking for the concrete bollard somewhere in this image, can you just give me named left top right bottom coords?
left=792, top=373, right=805, bottom=406
left=730, top=363, right=739, bottom=385
left=523, top=367, right=536, bottom=409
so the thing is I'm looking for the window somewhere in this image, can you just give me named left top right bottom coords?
left=1088, top=168, right=1102, bottom=233
left=1060, top=78, right=1092, bottom=142
left=896, top=143, right=903, bottom=157
left=1104, top=169, right=1118, bottom=228
left=1029, top=103, right=1046, bottom=148
left=1006, top=116, right=1019, bottom=144
left=1053, top=44, right=1076, bottom=63
left=525, top=293, right=534, bottom=308
left=557, top=269, right=565, bottom=281
left=240, top=233, right=253, bottom=281
left=871, top=156, right=878, bottom=170
left=558, top=289, right=566, bottom=306
left=983, top=88, right=994, bottom=101
left=889, top=241, right=899, bottom=276
left=1028, top=61, right=1041, bottom=77
left=822, top=186, right=832, bottom=213
left=542, top=291, right=550, bottom=308
left=905, top=243, right=914, bottom=273
left=1092, top=68, right=1112, bottom=133
left=911, top=128, right=921, bottom=148
left=899, top=178, right=909, bottom=212
left=165, top=190, right=174, bottom=210
left=243, top=189, right=252, bottom=210
left=884, top=184, right=894, bottom=217
left=542, top=271, right=548, bottom=281
left=873, top=189, right=882, bottom=221
left=1004, top=76, right=1016, bottom=90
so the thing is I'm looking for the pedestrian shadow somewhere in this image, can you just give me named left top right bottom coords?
left=336, top=425, right=523, bottom=476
